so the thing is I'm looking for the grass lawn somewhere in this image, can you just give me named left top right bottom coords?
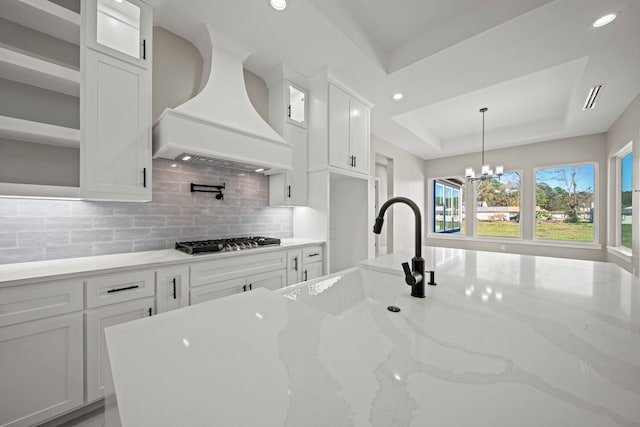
left=471, top=221, right=594, bottom=241
left=622, top=224, right=632, bottom=249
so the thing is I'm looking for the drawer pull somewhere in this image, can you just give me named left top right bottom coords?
left=243, top=285, right=247, bottom=292
left=293, top=256, right=299, bottom=271
left=148, top=307, right=152, bottom=316
left=107, top=285, right=139, bottom=294
left=308, top=253, right=320, bottom=257
left=172, top=278, right=177, bottom=300
left=304, top=270, right=308, bottom=281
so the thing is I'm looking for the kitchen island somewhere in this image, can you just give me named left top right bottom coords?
left=105, top=247, right=640, bottom=426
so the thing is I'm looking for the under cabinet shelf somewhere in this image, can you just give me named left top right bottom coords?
left=0, top=182, right=81, bottom=199
left=0, top=46, right=80, bottom=96
left=0, top=115, right=80, bottom=148
left=0, top=0, right=81, bottom=45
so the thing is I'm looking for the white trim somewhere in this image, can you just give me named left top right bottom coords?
left=607, top=245, right=633, bottom=263
left=427, top=232, right=602, bottom=251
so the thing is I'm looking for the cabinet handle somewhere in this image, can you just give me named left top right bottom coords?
left=353, top=156, right=357, bottom=168
left=148, top=307, right=152, bottom=316
left=288, top=104, right=291, bottom=118
left=293, top=256, right=298, bottom=271
left=308, top=253, right=320, bottom=257
left=287, top=185, right=291, bottom=198
left=304, top=270, right=308, bottom=281
left=172, top=278, right=177, bottom=300
left=243, top=284, right=247, bottom=292
left=107, top=285, right=139, bottom=294
left=142, top=168, right=147, bottom=188
left=249, top=283, right=253, bottom=290
left=142, top=39, right=146, bottom=60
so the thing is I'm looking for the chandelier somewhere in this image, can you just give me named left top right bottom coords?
left=465, top=107, right=504, bottom=182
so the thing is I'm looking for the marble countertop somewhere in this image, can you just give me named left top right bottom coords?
left=0, top=238, right=323, bottom=286
left=105, top=247, right=640, bottom=426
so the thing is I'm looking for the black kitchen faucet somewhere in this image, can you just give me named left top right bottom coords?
left=373, top=197, right=436, bottom=298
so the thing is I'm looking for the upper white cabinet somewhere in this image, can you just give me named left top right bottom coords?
left=81, top=0, right=152, bottom=201
left=329, top=84, right=370, bottom=175
left=266, top=65, right=309, bottom=207
left=84, top=0, right=152, bottom=68
left=0, top=0, right=81, bottom=199
left=81, top=49, right=152, bottom=201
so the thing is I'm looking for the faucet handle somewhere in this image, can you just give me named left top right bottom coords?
left=402, top=262, right=417, bottom=286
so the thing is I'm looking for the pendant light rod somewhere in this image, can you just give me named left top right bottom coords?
left=480, top=107, right=487, bottom=166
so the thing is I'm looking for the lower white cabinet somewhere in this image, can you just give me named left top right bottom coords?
left=286, top=249, right=303, bottom=285
left=155, top=266, right=189, bottom=313
left=85, top=297, right=154, bottom=402
left=0, top=313, right=83, bottom=427
left=190, top=269, right=287, bottom=305
left=303, top=262, right=324, bottom=282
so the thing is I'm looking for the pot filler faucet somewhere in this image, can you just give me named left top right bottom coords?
left=373, top=197, right=436, bottom=298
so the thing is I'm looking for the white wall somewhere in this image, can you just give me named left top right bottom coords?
left=424, top=134, right=608, bottom=261
left=606, top=92, right=640, bottom=273
left=369, top=134, right=426, bottom=257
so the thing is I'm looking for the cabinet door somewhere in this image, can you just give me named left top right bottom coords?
left=328, top=84, right=351, bottom=171
left=247, top=269, right=287, bottom=291
left=156, top=266, right=190, bottom=313
left=286, top=81, right=307, bottom=128
left=85, top=0, right=152, bottom=69
left=286, top=250, right=302, bottom=286
left=0, top=313, right=83, bottom=427
left=85, top=297, right=154, bottom=402
left=349, top=97, right=369, bottom=175
left=82, top=49, right=151, bottom=201
left=303, top=262, right=324, bottom=282
left=286, top=125, right=308, bottom=205
left=190, top=277, right=247, bottom=305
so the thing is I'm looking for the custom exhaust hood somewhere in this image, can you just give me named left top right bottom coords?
left=152, top=24, right=291, bottom=172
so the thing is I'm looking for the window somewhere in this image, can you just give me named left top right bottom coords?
left=433, top=179, right=463, bottom=233
left=620, top=150, right=632, bottom=249
left=535, top=164, right=595, bottom=242
left=475, top=171, right=521, bottom=238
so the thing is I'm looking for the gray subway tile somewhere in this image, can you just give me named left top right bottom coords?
left=71, top=229, right=114, bottom=243
left=71, top=202, right=115, bottom=216
left=46, top=244, right=93, bottom=260
left=46, top=217, right=94, bottom=230
left=115, top=228, right=150, bottom=240
left=0, top=217, right=46, bottom=231
left=0, top=199, right=17, bottom=216
left=18, top=231, right=69, bottom=248
left=133, top=239, right=170, bottom=252
left=94, top=216, right=133, bottom=228
left=0, top=247, right=46, bottom=264
left=93, top=241, right=133, bottom=256
left=134, top=216, right=167, bottom=227
left=17, top=200, right=72, bottom=217
left=0, top=233, right=17, bottom=248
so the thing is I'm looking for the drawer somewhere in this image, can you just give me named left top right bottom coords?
left=85, top=270, right=155, bottom=308
left=190, top=277, right=246, bottom=304
left=302, top=245, right=323, bottom=264
left=190, top=251, right=287, bottom=288
left=0, top=280, right=83, bottom=327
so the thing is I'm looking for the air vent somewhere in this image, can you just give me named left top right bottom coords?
left=176, top=154, right=267, bottom=173
left=583, top=84, right=603, bottom=110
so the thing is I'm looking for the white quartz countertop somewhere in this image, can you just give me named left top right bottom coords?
left=0, top=238, right=323, bottom=286
left=105, top=247, right=640, bottom=426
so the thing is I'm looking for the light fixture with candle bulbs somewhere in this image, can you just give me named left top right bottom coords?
left=465, top=107, right=504, bottom=182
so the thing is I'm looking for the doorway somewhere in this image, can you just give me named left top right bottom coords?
left=374, top=154, right=393, bottom=256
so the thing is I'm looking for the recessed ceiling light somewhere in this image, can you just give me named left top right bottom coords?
left=270, top=0, right=287, bottom=11
left=255, top=168, right=265, bottom=173
left=392, top=93, right=404, bottom=100
left=593, top=13, right=616, bottom=27
left=181, top=155, right=192, bottom=161
left=114, top=0, right=123, bottom=3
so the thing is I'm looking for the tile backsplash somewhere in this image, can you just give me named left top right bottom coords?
left=0, top=159, right=293, bottom=264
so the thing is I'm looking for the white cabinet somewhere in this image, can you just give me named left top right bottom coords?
left=85, top=297, right=154, bottom=402
left=269, top=124, right=308, bottom=206
left=84, top=0, right=152, bottom=69
left=286, top=249, right=302, bottom=285
left=303, top=262, right=324, bottom=281
left=329, top=84, right=369, bottom=175
left=81, top=49, right=152, bottom=201
left=267, top=68, right=309, bottom=207
left=0, top=0, right=81, bottom=198
left=287, top=246, right=324, bottom=285
left=155, top=266, right=189, bottom=313
left=0, top=279, right=84, bottom=427
left=190, top=269, right=287, bottom=304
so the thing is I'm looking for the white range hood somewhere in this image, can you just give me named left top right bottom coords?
left=153, top=24, right=291, bottom=172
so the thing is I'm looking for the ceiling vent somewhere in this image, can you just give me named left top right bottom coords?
left=583, top=84, right=603, bottom=110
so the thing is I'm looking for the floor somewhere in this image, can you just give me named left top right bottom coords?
left=40, top=405, right=105, bottom=427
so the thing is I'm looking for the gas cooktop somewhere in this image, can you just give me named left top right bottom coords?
left=175, top=236, right=281, bottom=255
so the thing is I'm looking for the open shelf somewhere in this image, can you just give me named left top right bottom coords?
left=0, top=115, right=80, bottom=148
left=0, top=46, right=80, bottom=96
left=0, top=182, right=80, bottom=199
left=0, top=0, right=80, bottom=45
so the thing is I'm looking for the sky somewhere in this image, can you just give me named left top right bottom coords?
left=621, top=152, right=633, bottom=192
left=535, top=165, right=595, bottom=192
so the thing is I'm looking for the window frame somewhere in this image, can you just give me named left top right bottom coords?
left=473, top=170, right=523, bottom=240
left=432, top=179, right=462, bottom=234
left=614, top=144, right=633, bottom=253
left=532, top=161, right=598, bottom=244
